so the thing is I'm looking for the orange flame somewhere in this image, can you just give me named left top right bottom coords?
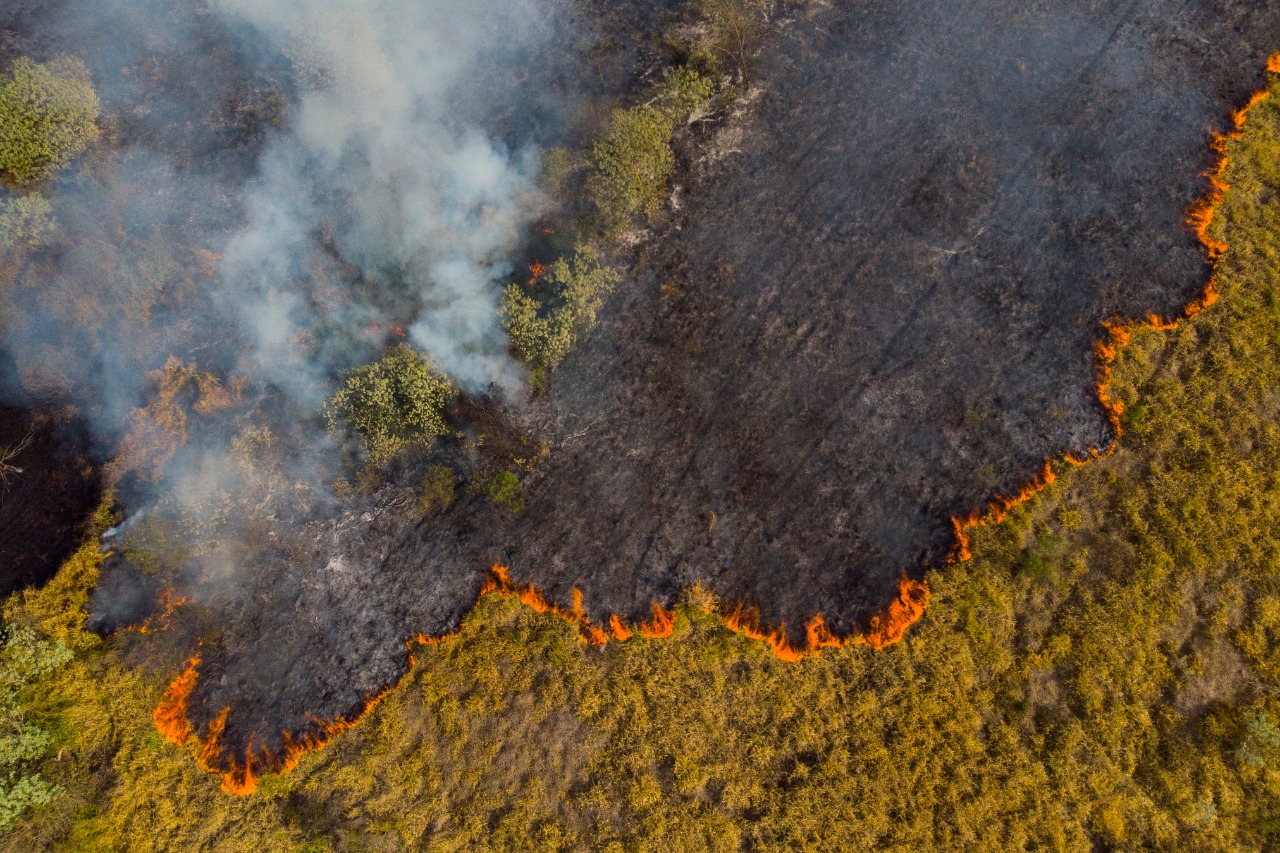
left=950, top=54, right=1279, bottom=569
left=123, top=589, right=191, bottom=635
left=153, top=655, right=200, bottom=744
left=528, top=260, right=547, bottom=282
left=154, top=56, right=1280, bottom=795
left=153, top=646, right=413, bottom=795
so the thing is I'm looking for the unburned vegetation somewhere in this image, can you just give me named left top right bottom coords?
left=4, top=72, right=1280, bottom=851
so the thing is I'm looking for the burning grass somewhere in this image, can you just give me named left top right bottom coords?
left=133, top=55, right=1280, bottom=797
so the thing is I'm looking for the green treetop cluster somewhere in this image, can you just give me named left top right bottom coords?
left=324, top=343, right=457, bottom=464
left=588, top=67, right=714, bottom=233
left=0, top=55, right=98, bottom=255
left=500, top=247, right=620, bottom=389
left=0, top=57, right=99, bottom=187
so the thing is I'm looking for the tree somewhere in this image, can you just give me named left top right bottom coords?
left=500, top=246, right=619, bottom=387
left=325, top=344, right=456, bottom=463
left=0, top=57, right=99, bottom=186
left=589, top=105, right=675, bottom=231
left=587, top=68, right=715, bottom=233
left=0, top=626, right=70, bottom=831
left=694, top=0, right=770, bottom=85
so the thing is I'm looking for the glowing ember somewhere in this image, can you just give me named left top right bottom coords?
left=122, top=589, right=191, bottom=635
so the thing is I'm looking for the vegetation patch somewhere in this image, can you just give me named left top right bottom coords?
left=324, top=344, right=457, bottom=464
left=0, top=57, right=98, bottom=186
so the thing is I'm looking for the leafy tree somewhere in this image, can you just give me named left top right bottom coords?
left=325, top=344, right=456, bottom=463
left=589, top=104, right=675, bottom=230
left=655, top=66, right=715, bottom=122
left=588, top=68, right=715, bottom=232
left=500, top=246, right=619, bottom=387
left=693, top=0, right=771, bottom=84
left=0, top=195, right=53, bottom=251
left=0, top=57, right=99, bottom=186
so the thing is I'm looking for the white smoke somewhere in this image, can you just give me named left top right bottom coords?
left=213, top=0, right=554, bottom=398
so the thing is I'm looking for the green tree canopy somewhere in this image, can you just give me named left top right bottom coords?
left=501, top=246, right=619, bottom=387
left=325, top=344, right=457, bottom=463
left=0, top=56, right=99, bottom=186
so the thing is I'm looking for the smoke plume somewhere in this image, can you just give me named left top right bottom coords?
left=213, top=0, right=554, bottom=400
left=0, top=0, right=565, bottom=511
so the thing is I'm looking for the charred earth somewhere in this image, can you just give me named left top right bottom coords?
left=64, top=0, right=1280, bottom=781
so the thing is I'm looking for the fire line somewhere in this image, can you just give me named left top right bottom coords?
left=152, top=53, right=1280, bottom=795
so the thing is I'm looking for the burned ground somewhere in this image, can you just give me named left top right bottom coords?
left=126, top=0, right=1280, bottom=769
left=0, top=405, right=98, bottom=598
left=72, top=0, right=1280, bottom=773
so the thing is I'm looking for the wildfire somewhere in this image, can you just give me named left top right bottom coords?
left=366, top=323, right=407, bottom=339
left=528, top=260, right=546, bottom=283
left=950, top=56, right=1280, bottom=567
left=153, top=55, right=1280, bottom=797
left=122, top=588, right=191, bottom=635
left=153, top=655, right=200, bottom=744
left=153, top=649, right=410, bottom=795
left=479, top=564, right=611, bottom=646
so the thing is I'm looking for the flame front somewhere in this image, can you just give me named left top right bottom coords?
left=153, top=655, right=200, bottom=744
left=152, top=54, right=1280, bottom=797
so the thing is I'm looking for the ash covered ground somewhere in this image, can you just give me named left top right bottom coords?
left=36, top=0, right=1280, bottom=768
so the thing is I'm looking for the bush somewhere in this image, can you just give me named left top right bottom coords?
left=589, top=105, right=675, bottom=230
left=692, top=0, right=770, bottom=83
left=419, top=464, right=456, bottom=516
left=0, top=626, right=69, bottom=831
left=473, top=469, right=524, bottom=513
left=500, top=246, right=619, bottom=387
left=587, top=68, right=714, bottom=233
left=656, top=66, right=715, bottom=123
left=0, top=194, right=53, bottom=251
left=325, top=344, right=457, bottom=463
left=0, top=57, right=99, bottom=186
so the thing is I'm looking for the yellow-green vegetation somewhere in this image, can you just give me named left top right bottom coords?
left=0, top=626, right=70, bottom=831
left=0, top=57, right=98, bottom=186
left=689, top=0, right=771, bottom=83
left=588, top=68, right=714, bottom=232
left=418, top=464, right=456, bottom=516
left=471, top=468, right=525, bottom=513
left=325, top=343, right=456, bottom=464
left=0, top=195, right=53, bottom=252
left=6, top=69, right=1280, bottom=853
left=501, top=246, right=619, bottom=388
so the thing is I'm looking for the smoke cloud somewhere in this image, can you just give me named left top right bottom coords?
left=0, top=0, right=575, bottom=641
left=0, top=0, right=565, bottom=492
left=213, top=0, right=554, bottom=399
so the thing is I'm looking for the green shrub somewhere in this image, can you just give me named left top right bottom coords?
left=0, top=57, right=99, bottom=186
left=539, top=147, right=575, bottom=196
left=325, top=344, right=456, bottom=464
left=473, top=469, right=524, bottom=513
left=419, top=464, right=456, bottom=516
left=0, top=626, right=69, bottom=831
left=655, top=66, right=715, bottom=122
left=693, top=0, right=770, bottom=83
left=589, top=104, right=675, bottom=230
left=501, top=246, right=619, bottom=387
left=0, top=194, right=53, bottom=251
left=587, top=68, right=714, bottom=233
